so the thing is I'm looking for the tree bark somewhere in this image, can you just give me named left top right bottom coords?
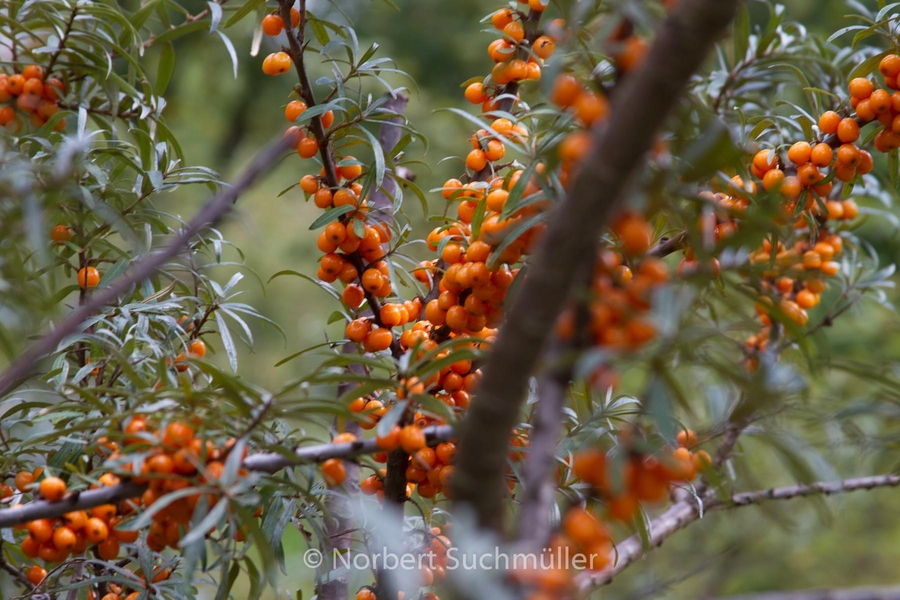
left=452, top=0, right=740, bottom=531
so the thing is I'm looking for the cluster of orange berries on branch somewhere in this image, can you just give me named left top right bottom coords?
left=462, top=6, right=562, bottom=113
left=0, top=65, right=66, bottom=132
left=556, top=245, right=669, bottom=354
left=260, top=8, right=302, bottom=76
left=571, top=428, right=708, bottom=523
left=513, top=508, right=610, bottom=599
left=6, top=415, right=258, bottom=584
left=9, top=466, right=138, bottom=577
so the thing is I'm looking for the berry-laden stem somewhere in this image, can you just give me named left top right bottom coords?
left=0, top=425, right=455, bottom=529
left=0, top=135, right=294, bottom=400
left=575, top=473, right=900, bottom=593
left=321, top=94, right=410, bottom=600
left=451, top=0, right=741, bottom=532
left=278, top=0, right=340, bottom=188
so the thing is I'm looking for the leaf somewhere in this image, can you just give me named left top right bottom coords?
left=97, top=258, right=132, bottom=289
left=216, top=31, right=239, bottom=79
left=849, top=50, right=891, bottom=79
left=208, top=1, right=223, bottom=32
left=224, top=0, right=266, bottom=28
left=215, top=311, right=239, bottom=372
left=309, top=205, right=355, bottom=230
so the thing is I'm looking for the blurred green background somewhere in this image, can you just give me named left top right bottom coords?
left=151, top=0, right=900, bottom=598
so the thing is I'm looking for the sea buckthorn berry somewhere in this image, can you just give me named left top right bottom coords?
left=464, top=82, right=486, bottom=104
left=811, top=143, right=833, bottom=167
left=551, top=74, right=581, bottom=107
left=837, top=118, right=860, bottom=143
left=818, top=111, right=840, bottom=134
left=345, top=319, right=370, bottom=343
left=262, top=14, right=283, bottom=36
left=676, top=429, right=698, bottom=448
left=78, top=266, right=100, bottom=288
left=27, top=565, right=47, bottom=585
left=613, top=213, right=652, bottom=255
left=848, top=77, right=874, bottom=99
left=503, top=21, right=524, bottom=42
left=39, top=476, right=66, bottom=501
left=22, top=65, right=44, bottom=81
left=322, top=459, right=347, bottom=487
left=364, top=328, right=394, bottom=352
left=262, top=52, right=292, bottom=76
left=762, top=168, right=785, bottom=192
left=787, top=142, right=811, bottom=165
left=753, top=149, right=777, bottom=173
left=466, top=149, right=487, bottom=171
left=779, top=175, right=802, bottom=200
left=376, top=424, right=401, bottom=451
left=533, top=36, right=555, bottom=59
left=399, top=425, right=426, bottom=453
left=870, top=89, right=891, bottom=114
left=492, top=8, right=514, bottom=30
left=285, top=100, right=307, bottom=122
left=797, top=163, right=819, bottom=185
left=880, top=54, right=900, bottom=78
left=321, top=110, right=335, bottom=129
left=51, top=224, right=72, bottom=243
left=298, top=137, right=319, bottom=158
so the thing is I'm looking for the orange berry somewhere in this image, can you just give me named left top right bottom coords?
left=285, top=100, right=307, bottom=122
left=27, top=565, right=47, bottom=585
left=39, top=476, right=67, bottom=501
left=613, top=213, right=652, bottom=255
left=849, top=77, right=874, bottom=99
left=837, top=118, right=860, bottom=143
left=787, top=142, right=811, bottom=165
left=322, top=458, right=347, bottom=486
left=503, top=21, right=524, bottom=42
left=262, top=14, right=283, bottom=36
left=298, top=137, right=319, bottom=158
left=533, top=36, right=555, bottom=59
left=818, top=111, right=840, bottom=134
left=399, top=425, right=426, bottom=454
left=466, top=149, right=488, bottom=171
left=262, top=51, right=292, bottom=76
left=78, top=266, right=100, bottom=288
left=15, top=471, right=35, bottom=492
left=364, top=328, right=394, bottom=352
left=464, top=82, right=486, bottom=104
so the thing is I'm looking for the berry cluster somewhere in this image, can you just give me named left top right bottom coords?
left=0, top=65, right=66, bottom=132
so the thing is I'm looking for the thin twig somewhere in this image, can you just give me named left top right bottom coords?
left=575, top=473, right=900, bottom=593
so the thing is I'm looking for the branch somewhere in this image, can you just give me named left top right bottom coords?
left=322, top=94, right=409, bottom=600
left=0, top=135, right=293, bottom=400
left=575, top=474, right=900, bottom=593
left=452, top=0, right=740, bottom=531
left=279, top=0, right=339, bottom=188
left=0, top=425, right=455, bottom=529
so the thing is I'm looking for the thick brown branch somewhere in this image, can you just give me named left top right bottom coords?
left=575, top=474, right=900, bottom=593
left=0, top=135, right=293, bottom=399
left=0, top=425, right=455, bottom=529
left=452, top=0, right=740, bottom=531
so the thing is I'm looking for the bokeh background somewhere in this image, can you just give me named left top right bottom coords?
left=145, top=0, right=900, bottom=597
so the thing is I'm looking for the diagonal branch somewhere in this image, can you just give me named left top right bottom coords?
left=0, top=135, right=293, bottom=400
left=575, top=474, right=900, bottom=594
left=452, top=0, right=740, bottom=531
